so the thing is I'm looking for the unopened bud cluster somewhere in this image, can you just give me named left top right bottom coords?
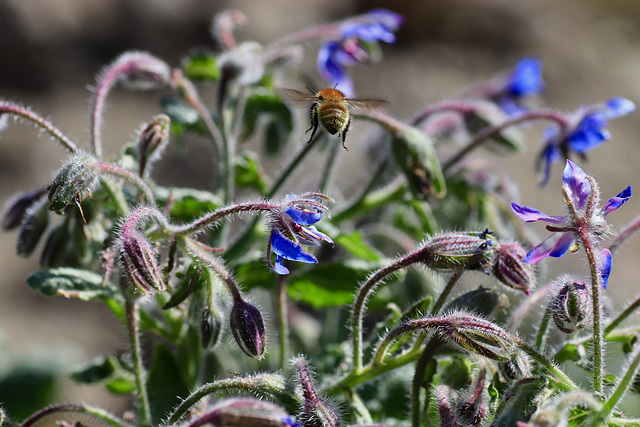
left=230, top=297, right=266, bottom=359
left=48, top=152, right=99, bottom=214
left=492, top=242, right=534, bottom=294
left=118, top=228, right=165, bottom=295
left=137, top=114, right=170, bottom=177
left=417, top=230, right=496, bottom=273
left=550, top=277, right=593, bottom=333
left=188, top=398, right=297, bottom=427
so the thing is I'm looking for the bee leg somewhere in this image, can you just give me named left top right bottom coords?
left=305, top=103, right=319, bottom=144
left=340, top=116, right=351, bottom=151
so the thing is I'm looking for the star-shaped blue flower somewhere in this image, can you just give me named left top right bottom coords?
left=317, top=9, right=403, bottom=96
left=538, top=97, right=635, bottom=186
left=511, top=160, right=631, bottom=265
left=498, top=57, right=545, bottom=114
left=268, top=201, right=333, bottom=275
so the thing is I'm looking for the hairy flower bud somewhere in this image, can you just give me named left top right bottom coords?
left=551, top=278, right=592, bottom=333
left=137, top=114, right=170, bottom=177
left=295, top=357, right=341, bottom=427
left=2, top=187, right=48, bottom=230
left=434, top=386, right=457, bottom=427
left=230, top=298, right=266, bottom=358
left=418, top=229, right=496, bottom=273
left=16, top=197, right=49, bottom=257
left=189, top=398, right=297, bottom=427
left=48, top=152, right=99, bottom=214
left=493, top=243, right=534, bottom=295
left=201, top=307, right=222, bottom=349
left=456, top=368, right=488, bottom=427
left=118, top=229, right=165, bottom=295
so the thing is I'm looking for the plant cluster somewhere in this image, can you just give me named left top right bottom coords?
left=2, top=7, right=640, bottom=427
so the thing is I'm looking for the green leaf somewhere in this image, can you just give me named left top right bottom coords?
left=148, top=343, right=190, bottom=424
left=242, top=90, right=293, bottom=152
left=234, top=151, right=269, bottom=194
left=155, top=187, right=223, bottom=223
left=554, top=343, right=584, bottom=363
left=27, top=267, right=118, bottom=301
left=0, top=364, right=58, bottom=420
left=71, top=355, right=136, bottom=394
left=335, top=231, right=381, bottom=262
left=443, top=287, right=500, bottom=318
left=182, top=51, right=220, bottom=81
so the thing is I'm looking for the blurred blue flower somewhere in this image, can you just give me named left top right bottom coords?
left=317, top=9, right=403, bottom=96
left=499, top=57, right=544, bottom=114
left=268, top=197, right=333, bottom=275
left=511, top=160, right=631, bottom=265
left=538, top=97, right=635, bottom=186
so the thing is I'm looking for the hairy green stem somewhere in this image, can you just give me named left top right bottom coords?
left=277, top=276, right=290, bottom=369
left=97, top=163, right=155, bottom=205
left=411, top=339, right=441, bottom=427
left=600, top=346, right=640, bottom=420
left=125, top=298, right=151, bottom=427
left=20, top=403, right=132, bottom=427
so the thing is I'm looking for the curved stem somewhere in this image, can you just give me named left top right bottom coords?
left=430, top=270, right=463, bottom=315
left=609, top=213, right=640, bottom=254
left=173, top=201, right=275, bottom=235
left=97, top=163, right=155, bottom=205
left=20, top=403, right=132, bottom=427
left=0, top=103, right=79, bottom=153
left=600, top=346, right=640, bottom=420
left=442, top=109, right=570, bottom=173
left=411, top=338, right=441, bottom=427
left=605, top=296, right=640, bottom=335
left=125, top=298, right=151, bottom=427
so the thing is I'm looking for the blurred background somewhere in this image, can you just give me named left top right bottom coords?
left=1, top=0, right=640, bottom=419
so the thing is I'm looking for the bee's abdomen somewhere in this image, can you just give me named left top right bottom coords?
left=318, top=104, right=349, bottom=135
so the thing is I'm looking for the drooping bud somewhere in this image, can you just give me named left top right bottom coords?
left=498, top=352, right=532, bottom=381
left=137, top=114, right=170, bottom=177
left=16, top=197, right=49, bottom=257
left=118, top=228, right=165, bottom=295
left=550, top=278, right=592, bottom=333
left=417, top=229, right=496, bottom=273
left=492, top=242, right=534, bottom=295
left=48, top=152, right=99, bottom=214
left=188, top=398, right=298, bottom=427
left=294, top=357, right=341, bottom=427
left=434, top=386, right=458, bottom=427
left=201, top=307, right=222, bottom=349
left=2, top=187, right=48, bottom=230
left=230, top=298, right=266, bottom=358
left=456, top=368, right=488, bottom=427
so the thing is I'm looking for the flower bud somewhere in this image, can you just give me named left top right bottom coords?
left=295, top=357, right=341, bottom=427
left=498, top=352, right=531, bottom=381
left=118, top=229, right=165, bottom=295
left=190, top=398, right=297, bottom=427
left=201, top=307, right=222, bottom=349
left=492, top=243, right=534, bottom=295
left=456, top=368, right=488, bottom=427
left=418, top=230, right=496, bottom=273
left=230, top=298, right=266, bottom=358
left=434, top=385, right=457, bottom=427
left=137, top=114, right=170, bottom=177
left=551, top=278, right=592, bottom=333
left=15, top=196, right=49, bottom=257
left=2, top=187, right=48, bottom=230
left=48, top=152, right=99, bottom=214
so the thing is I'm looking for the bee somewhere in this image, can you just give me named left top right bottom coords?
left=278, top=87, right=387, bottom=150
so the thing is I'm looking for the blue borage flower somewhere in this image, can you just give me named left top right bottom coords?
left=499, top=57, right=544, bottom=114
left=511, top=161, right=630, bottom=273
left=317, top=9, right=403, bottom=97
left=267, top=194, right=333, bottom=275
left=537, top=97, right=635, bottom=186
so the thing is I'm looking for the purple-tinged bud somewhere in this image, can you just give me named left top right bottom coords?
left=2, top=187, right=48, bottom=230
left=434, top=386, right=458, bottom=427
left=48, top=152, right=99, bottom=214
left=498, top=352, right=531, bottom=381
left=201, top=307, right=222, bottom=349
left=107, top=51, right=172, bottom=90
left=137, top=114, right=170, bottom=177
left=294, top=357, right=341, bottom=427
left=118, top=229, right=165, bottom=295
left=417, top=230, right=496, bottom=273
left=211, top=9, right=247, bottom=50
left=551, top=278, right=592, bottom=333
left=188, top=398, right=297, bottom=427
left=493, top=243, right=534, bottom=295
left=16, top=197, right=49, bottom=257
left=456, top=368, right=488, bottom=427
left=230, top=298, right=266, bottom=358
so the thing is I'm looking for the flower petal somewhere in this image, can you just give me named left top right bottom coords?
left=285, top=206, right=322, bottom=225
left=599, top=248, right=612, bottom=289
left=270, top=230, right=317, bottom=264
left=562, top=160, right=592, bottom=210
left=274, top=255, right=290, bottom=275
left=511, top=202, right=566, bottom=224
left=303, top=226, right=334, bottom=245
left=601, top=186, right=632, bottom=216
left=603, top=97, right=635, bottom=119
left=507, top=57, right=544, bottom=97
left=523, top=232, right=575, bottom=264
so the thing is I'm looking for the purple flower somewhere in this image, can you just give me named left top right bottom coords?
left=499, top=57, right=544, bottom=114
left=317, top=9, right=403, bottom=96
left=267, top=195, right=333, bottom=275
left=511, top=160, right=631, bottom=265
left=538, top=97, right=635, bottom=185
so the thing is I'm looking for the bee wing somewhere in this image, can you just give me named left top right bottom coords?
left=274, top=88, right=317, bottom=103
left=345, top=98, right=389, bottom=110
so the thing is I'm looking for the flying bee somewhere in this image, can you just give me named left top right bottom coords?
left=277, top=87, right=388, bottom=150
